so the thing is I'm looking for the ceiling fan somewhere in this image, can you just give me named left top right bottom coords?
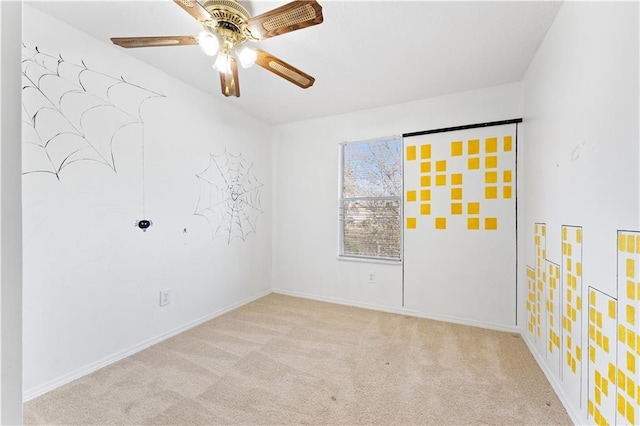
left=111, top=0, right=323, bottom=98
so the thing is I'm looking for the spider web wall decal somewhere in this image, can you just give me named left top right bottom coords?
left=21, top=44, right=165, bottom=179
left=194, top=150, right=264, bottom=243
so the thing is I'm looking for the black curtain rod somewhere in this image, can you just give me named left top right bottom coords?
left=403, top=118, right=523, bottom=138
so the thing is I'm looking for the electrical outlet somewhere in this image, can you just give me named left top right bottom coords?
left=159, top=289, right=171, bottom=307
left=368, top=273, right=375, bottom=284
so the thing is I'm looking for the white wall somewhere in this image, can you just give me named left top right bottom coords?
left=272, top=83, right=522, bottom=322
left=519, top=2, right=639, bottom=423
left=0, top=1, right=24, bottom=423
left=22, top=6, right=272, bottom=399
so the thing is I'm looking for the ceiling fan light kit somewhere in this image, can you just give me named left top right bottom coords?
left=111, top=0, right=323, bottom=98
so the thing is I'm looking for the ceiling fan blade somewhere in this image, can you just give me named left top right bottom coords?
left=254, top=49, right=315, bottom=89
left=247, top=0, right=323, bottom=40
left=111, top=36, right=198, bottom=48
left=172, top=0, right=213, bottom=24
left=220, top=57, right=240, bottom=97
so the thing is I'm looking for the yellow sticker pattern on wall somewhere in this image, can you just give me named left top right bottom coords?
left=547, top=261, right=561, bottom=354
left=588, top=288, right=617, bottom=426
left=527, top=267, right=537, bottom=336
left=617, top=231, right=640, bottom=425
left=545, top=259, right=562, bottom=379
left=535, top=223, right=546, bottom=340
left=563, top=225, right=583, bottom=403
left=404, top=134, right=514, bottom=231
left=527, top=226, right=640, bottom=424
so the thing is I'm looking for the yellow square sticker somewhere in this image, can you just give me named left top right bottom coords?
left=485, top=186, right=497, bottom=199
left=485, top=217, right=497, bottom=230
left=485, top=137, right=498, bottom=153
left=618, top=392, right=626, bottom=415
left=503, top=136, right=513, bottom=152
left=421, top=144, right=431, bottom=159
left=609, top=362, right=616, bottom=383
left=485, top=156, right=498, bottom=168
left=485, top=171, right=498, bottom=183
left=503, top=186, right=513, bottom=199
left=627, top=304, right=636, bottom=326
left=468, top=139, right=480, bottom=155
left=406, top=146, right=416, bottom=161
left=451, top=141, right=463, bottom=156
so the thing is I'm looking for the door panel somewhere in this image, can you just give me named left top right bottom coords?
left=403, top=124, right=517, bottom=326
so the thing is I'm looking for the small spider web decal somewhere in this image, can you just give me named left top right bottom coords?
left=194, top=150, right=264, bottom=243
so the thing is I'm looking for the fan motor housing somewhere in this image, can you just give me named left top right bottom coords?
left=202, top=0, right=253, bottom=42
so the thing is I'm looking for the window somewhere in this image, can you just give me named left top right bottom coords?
left=339, top=136, right=402, bottom=261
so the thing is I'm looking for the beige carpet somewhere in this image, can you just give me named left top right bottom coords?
left=24, top=293, right=570, bottom=425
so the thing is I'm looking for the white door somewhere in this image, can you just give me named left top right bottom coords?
left=403, top=124, right=517, bottom=327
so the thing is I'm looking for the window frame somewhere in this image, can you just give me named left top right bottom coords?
left=337, top=136, right=403, bottom=264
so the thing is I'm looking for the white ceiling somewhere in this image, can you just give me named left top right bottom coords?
left=27, top=0, right=562, bottom=125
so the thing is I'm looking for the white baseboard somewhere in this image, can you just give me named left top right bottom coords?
left=272, top=288, right=520, bottom=333
left=521, top=334, right=582, bottom=425
left=23, top=289, right=271, bottom=402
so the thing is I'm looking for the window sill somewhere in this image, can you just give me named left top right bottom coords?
left=337, top=255, right=402, bottom=265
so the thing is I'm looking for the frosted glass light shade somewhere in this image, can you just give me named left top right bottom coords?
left=237, top=46, right=257, bottom=68
left=213, top=52, right=232, bottom=74
left=198, top=31, right=219, bottom=56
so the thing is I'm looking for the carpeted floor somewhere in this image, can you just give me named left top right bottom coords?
left=24, top=293, right=571, bottom=425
